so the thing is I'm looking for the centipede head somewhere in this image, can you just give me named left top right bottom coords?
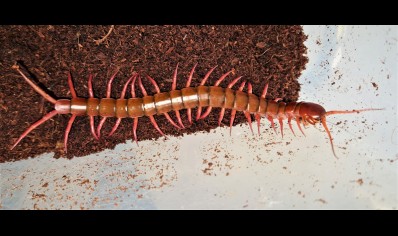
left=298, top=102, right=383, bottom=158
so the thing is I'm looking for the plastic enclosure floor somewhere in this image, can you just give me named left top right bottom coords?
left=0, top=25, right=397, bottom=209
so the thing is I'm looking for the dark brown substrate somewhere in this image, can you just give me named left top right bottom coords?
left=0, top=25, right=308, bottom=162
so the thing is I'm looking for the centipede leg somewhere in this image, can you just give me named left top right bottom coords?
left=130, top=76, right=139, bottom=145
left=146, top=75, right=181, bottom=129
left=200, top=70, right=234, bottom=121
left=197, top=66, right=218, bottom=120
left=245, top=82, right=254, bottom=135
left=11, top=110, right=58, bottom=150
left=133, top=117, right=139, bottom=146
left=138, top=76, right=167, bottom=137
left=255, top=114, right=261, bottom=135
left=171, top=64, right=185, bottom=128
left=287, top=117, right=296, bottom=136
left=97, top=70, right=118, bottom=138
left=268, top=116, right=277, bottom=135
left=109, top=75, right=135, bottom=136
left=186, top=63, right=197, bottom=124
left=230, top=80, right=246, bottom=135
left=87, top=74, right=99, bottom=140
left=278, top=117, right=284, bottom=138
left=64, top=114, right=77, bottom=153
left=295, top=117, right=306, bottom=136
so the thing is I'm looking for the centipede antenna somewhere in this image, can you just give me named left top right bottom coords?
left=326, top=108, right=384, bottom=116
left=12, top=65, right=57, bottom=104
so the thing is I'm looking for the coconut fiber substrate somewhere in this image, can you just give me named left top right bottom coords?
left=0, top=25, right=308, bottom=162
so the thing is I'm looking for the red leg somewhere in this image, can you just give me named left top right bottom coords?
left=106, top=70, right=118, bottom=98
left=278, top=117, right=284, bottom=138
left=174, top=110, right=185, bottom=128
left=268, top=116, right=277, bottom=135
left=227, top=76, right=243, bottom=88
left=164, top=113, right=181, bottom=129
left=11, top=110, right=58, bottom=150
left=200, top=107, right=212, bottom=119
left=296, top=117, right=306, bottom=136
left=149, top=115, right=166, bottom=137
left=64, top=114, right=77, bottom=153
left=146, top=75, right=181, bottom=129
left=229, top=110, right=237, bottom=136
left=187, top=108, right=192, bottom=124
left=97, top=117, right=107, bottom=138
left=196, top=107, right=202, bottom=121
left=218, top=108, right=225, bottom=126
left=131, top=75, right=139, bottom=145
left=261, top=83, right=268, bottom=98
left=214, top=70, right=233, bottom=86
left=172, top=63, right=179, bottom=90
left=244, top=112, right=254, bottom=135
left=186, top=64, right=197, bottom=123
left=88, top=74, right=94, bottom=98
left=200, top=65, right=218, bottom=85
left=287, top=117, right=296, bottom=136
left=255, top=113, right=261, bottom=135
left=108, top=76, right=134, bottom=137
left=90, top=116, right=99, bottom=140
left=230, top=81, right=246, bottom=135
left=133, top=117, right=139, bottom=146
left=186, top=63, right=197, bottom=88
left=68, top=72, right=77, bottom=98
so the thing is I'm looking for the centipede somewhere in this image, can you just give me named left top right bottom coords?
left=10, top=63, right=381, bottom=158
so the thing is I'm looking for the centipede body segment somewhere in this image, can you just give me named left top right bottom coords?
left=11, top=64, right=382, bottom=158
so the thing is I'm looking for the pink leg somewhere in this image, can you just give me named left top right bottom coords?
left=187, top=108, right=192, bottom=125
left=200, top=65, right=218, bottom=85
left=68, top=72, right=77, bottom=98
left=218, top=108, right=225, bottom=126
left=97, top=117, right=107, bottom=138
left=245, top=82, right=254, bottom=135
left=97, top=70, right=118, bottom=138
left=287, top=117, right=296, bottom=136
left=200, top=70, right=233, bottom=120
left=149, top=116, right=166, bottom=137
left=164, top=113, right=181, bottom=129
left=170, top=65, right=185, bottom=128
left=146, top=75, right=181, bottom=129
left=131, top=75, right=140, bottom=145
left=186, top=64, right=197, bottom=124
left=90, top=116, right=99, bottom=140
left=197, top=66, right=218, bottom=120
left=230, top=81, right=246, bottom=135
left=218, top=76, right=243, bottom=127
left=64, top=114, right=77, bottom=153
left=268, top=116, right=277, bottom=134
left=11, top=110, right=58, bottom=150
left=296, top=117, right=306, bottom=136
left=87, top=74, right=99, bottom=140
left=139, top=76, right=167, bottom=136
left=255, top=113, right=261, bottom=135
left=244, top=112, right=254, bottom=135
left=261, top=83, right=268, bottom=98
left=109, top=76, right=135, bottom=137
left=278, top=117, right=284, bottom=138
left=133, top=117, right=139, bottom=146
left=200, top=107, right=212, bottom=120
left=174, top=111, right=185, bottom=128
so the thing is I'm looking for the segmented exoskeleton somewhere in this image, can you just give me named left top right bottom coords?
left=11, top=64, right=380, bottom=158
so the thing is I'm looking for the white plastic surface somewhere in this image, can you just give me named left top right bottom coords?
left=1, top=25, right=397, bottom=209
